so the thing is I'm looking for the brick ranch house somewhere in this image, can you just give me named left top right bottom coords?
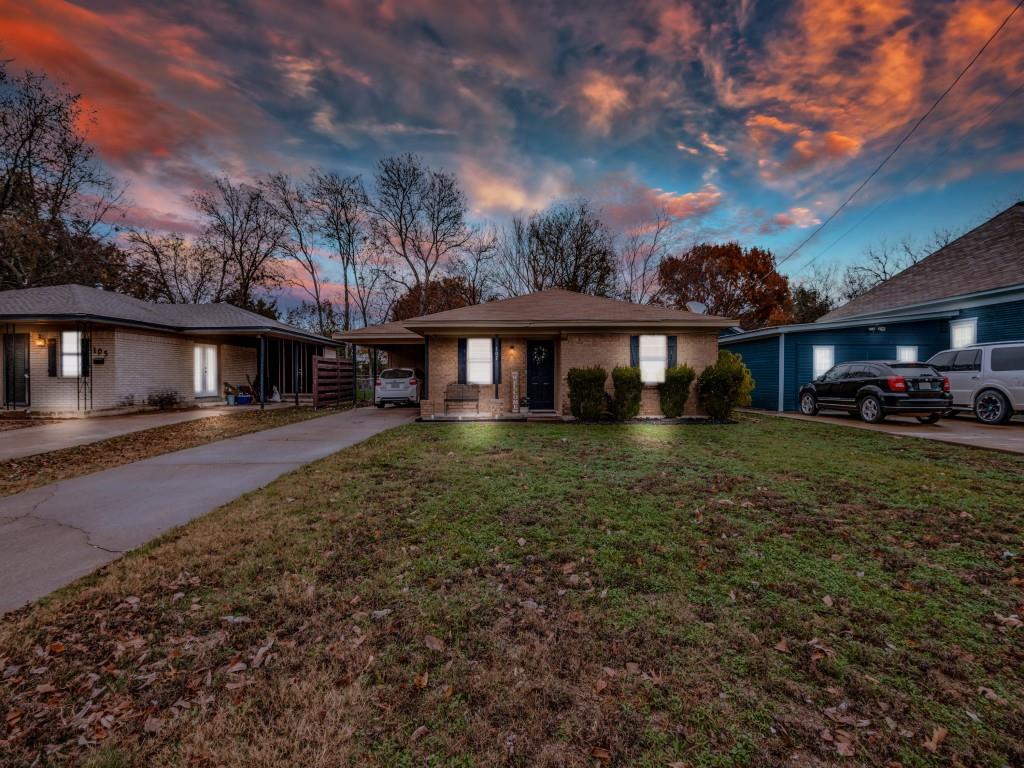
left=336, top=289, right=733, bottom=419
left=1, top=284, right=334, bottom=416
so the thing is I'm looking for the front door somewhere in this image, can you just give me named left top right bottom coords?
left=3, top=333, right=30, bottom=408
left=527, top=340, right=555, bottom=410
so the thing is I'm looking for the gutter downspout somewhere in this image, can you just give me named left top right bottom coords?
left=777, top=333, right=785, bottom=412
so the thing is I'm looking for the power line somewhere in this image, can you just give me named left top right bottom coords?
left=791, top=77, right=1024, bottom=275
left=778, top=0, right=1024, bottom=268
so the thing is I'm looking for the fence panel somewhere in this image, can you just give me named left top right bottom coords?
left=312, top=356, right=355, bottom=408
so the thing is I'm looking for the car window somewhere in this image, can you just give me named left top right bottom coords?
left=823, top=364, right=850, bottom=381
left=952, top=349, right=981, bottom=372
left=890, top=365, right=937, bottom=376
left=928, top=350, right=956, bottom=371
left=846, top=365, right=871, bottom=378
left=991, top=346, right=1024, bottom=372
left=380, top=368, right=413, bottom=379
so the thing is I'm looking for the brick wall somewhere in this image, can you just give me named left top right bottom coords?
left=420, top=329, right=720, bottom=418
left=1, top=323, right=259, bottom=415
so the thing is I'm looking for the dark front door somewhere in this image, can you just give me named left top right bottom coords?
left=3, top=333, right=30, bottom=408
left=527, top=340, right=555, bottom=410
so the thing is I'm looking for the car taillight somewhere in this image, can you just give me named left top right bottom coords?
left=408, top=377, right=418, bottom=385
left=887, top=375, right=907, bottom=392
left=374, top=378, right=382, bottom=386
left=942, top=376, right=950, bottom=392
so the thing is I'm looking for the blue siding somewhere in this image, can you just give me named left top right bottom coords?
left=957, top=298, right=1024, bottom=343
left=728, top=337, right=778, bottom=410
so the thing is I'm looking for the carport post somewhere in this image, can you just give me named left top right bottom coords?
left=351, top=343, right=357, bottom=405
left=293, top=341, right=299, bottom=407
left=258, top=335, right=266, bottom=410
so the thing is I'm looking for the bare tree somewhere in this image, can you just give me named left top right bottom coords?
left=309, top=170, right=368, bottom=331
left=840, top=228, right=957, bottom=302
left=618, top=210, right=674, bottom=304
left=352, top=244, right=398, bottom=327
left=448, top=226, right=497, bottom=304
left=370, top=154, right=470, bottom=314
left=494, top=200, right=616, bottom=296
left=126, top=230, right=228, bottom=304
left=192, top=177, right=285, bottom=312
left=263, top=172, right=330, bottom=333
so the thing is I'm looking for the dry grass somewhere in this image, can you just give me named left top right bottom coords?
left=0, top=406, right=346, bottom=498
left=0, top=416, right=1022, bottom=767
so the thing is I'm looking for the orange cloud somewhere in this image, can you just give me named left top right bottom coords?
left=580, top=72, right=629, bottom=135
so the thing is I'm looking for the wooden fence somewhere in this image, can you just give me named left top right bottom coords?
left=312, top=355, right=355, bottom=408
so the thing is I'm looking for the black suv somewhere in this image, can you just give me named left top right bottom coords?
left=798, top=361, right=952, bottom=424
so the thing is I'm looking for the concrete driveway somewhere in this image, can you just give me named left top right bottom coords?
left=0, top=407, right=415, bottom=614
left=761, top=410, right=1024, bottom=454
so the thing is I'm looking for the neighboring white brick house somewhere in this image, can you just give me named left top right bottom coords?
left=1, top=285, right=331, bottom=416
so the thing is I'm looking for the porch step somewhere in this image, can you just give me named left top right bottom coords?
left=526, top=410, right=563, bottom=422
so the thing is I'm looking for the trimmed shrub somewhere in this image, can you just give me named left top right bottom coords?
left=146, top=389, right=182, bottom=410
left=658, top=364, right=696, bottom=418
left=611, top=366, right=642, bottom=420
left=696, top=351, right=754, bottom=421
left=567, top=366, right=608, bottom=421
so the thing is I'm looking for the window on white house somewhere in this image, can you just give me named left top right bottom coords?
left=61, top=331, right=82, bottom=377
left=466, top=338, right=493, bottom=385
left=812, top=345, right=834, bottom=379
left=639, top=334, right=668, bottom=384
left=950, top=318, right=977, bottom=349
left=896, top=345, right=918, bottom=363
left=194, top=343, right=218, bottom=396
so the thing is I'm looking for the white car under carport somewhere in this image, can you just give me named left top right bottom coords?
left=375, top=368, right=423, bottom=407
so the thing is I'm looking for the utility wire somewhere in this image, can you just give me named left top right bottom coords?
left=778, top=0, right=1024, bottom=268
left=791, top=77, right=1024, bottom=275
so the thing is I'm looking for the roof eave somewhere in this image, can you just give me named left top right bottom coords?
left=403, top=318, right=735, bottom=332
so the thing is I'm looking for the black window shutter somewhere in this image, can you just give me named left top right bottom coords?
left=629, top=335, right=640, bottom=367
left=81, top=337, right=91, bottom=377
left=493, top=336, right=502, bottom=384
left=457, top=338, right=467, bottom=384
left=47, top=338, right=57, bottom=377
left=667, top=336, right=678, bottom=368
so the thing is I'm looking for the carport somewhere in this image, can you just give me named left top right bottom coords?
left=334, top=322, right=426, bottom=390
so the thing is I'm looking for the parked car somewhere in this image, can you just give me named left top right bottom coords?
left=798, top=361, right=951, bottom=424
left=927, top=342, right=1024, bottom=424
left=374, top=367, right=423, bottom=408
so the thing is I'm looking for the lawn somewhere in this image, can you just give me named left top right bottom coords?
left=1, top=416, right=1022, bottom=767
left=0, top=406, right=347, bottom=498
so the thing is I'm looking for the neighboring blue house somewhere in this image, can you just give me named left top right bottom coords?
left=722, top=201, right=1024, bottom=411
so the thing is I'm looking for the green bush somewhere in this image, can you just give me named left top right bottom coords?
left=696, top=351, right=754, bottom=421
left=658, top=364, right=696, bottom=418
left=611, top=366, right=642, bottom=420
left=567, top=366, right=608, bottom=421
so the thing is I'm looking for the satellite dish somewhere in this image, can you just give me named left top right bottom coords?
left=685, top=301, right=707, bottom=314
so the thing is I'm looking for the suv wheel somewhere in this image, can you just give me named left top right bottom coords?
left=858, top=394, right=885, bottom=424
left=975, top=389, right=1011, bottom=425
left=799, top=393, right=819, bottom=416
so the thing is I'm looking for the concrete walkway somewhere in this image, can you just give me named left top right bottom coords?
left=0, top=407, right=238, bottom=462
left=0, top=407, right=415, bottom=614
left=756, top=409, right=1024, bottom=455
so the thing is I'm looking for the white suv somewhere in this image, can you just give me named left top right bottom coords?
left=927, top=343, right=1024, bottom=424
left=374, top=368, right=422, bottom=408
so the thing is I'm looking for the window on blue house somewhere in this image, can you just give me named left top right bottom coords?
left=812, top=345, right=834, bottom=379
left=896, top=346, right=918, bottom=363
left=950, top=318, right=977, bottom=349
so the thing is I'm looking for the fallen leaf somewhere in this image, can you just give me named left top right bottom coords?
left=774, top=639, right=790, bottom=653
left=410, top=725, right=429, bottom=743
left=594, top=679, right=608, bottom=693
left=424, top=635, right=445, bottom=653
left=47, top=642, right=65, bottom=655
left=589, top=746, right=611, bottom=761
left=822, top=595, right=834, bottom=608
left=922, top=726, right=948, bottom=753
left=414, top=672, right=429, bottom=689
left=144, top=717, right=162, bottom=734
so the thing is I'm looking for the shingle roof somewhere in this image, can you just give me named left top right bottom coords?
left=0, top=284, right=331, bottom=343
left=399, top=288, right=733, bottom=330
left=333, top=321, right=423, bottom=345
left=820, top=202, right=1024, bottom=321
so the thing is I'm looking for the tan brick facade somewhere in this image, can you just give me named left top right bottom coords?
left=420, top=329, right=720, bottom=418
left=1, top=323, right=259, bottom=416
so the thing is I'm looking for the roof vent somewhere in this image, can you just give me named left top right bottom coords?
left=685, top=301, right=707, bottom=314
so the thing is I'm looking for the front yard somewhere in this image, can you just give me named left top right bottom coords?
left=1, top=416, right=1022, bottom=767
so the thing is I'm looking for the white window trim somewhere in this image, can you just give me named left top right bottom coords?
left=639, top=334, right=668, bottom=384
left=950, top=318, right=977, bottom=349
left=466, top=338, right=493, bottom=385
left=812, top=345, right=834, bottom=379
left=61, top=330, right=82, bottom=378
left=895, top=345, right=918, bottom=363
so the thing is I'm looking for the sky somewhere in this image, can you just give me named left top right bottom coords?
left=3, top=0, right=1023, bottom=289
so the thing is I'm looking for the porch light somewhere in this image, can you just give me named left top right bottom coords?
left=34, top=334, right=46, bottom=347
